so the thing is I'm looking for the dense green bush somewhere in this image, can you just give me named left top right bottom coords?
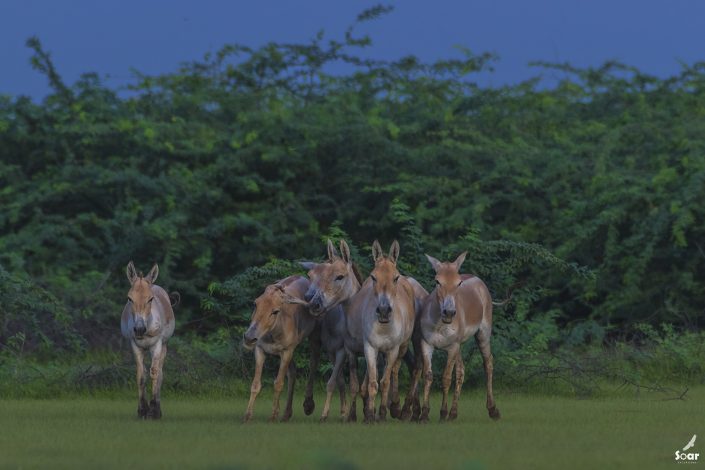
left=1, top=8, right=703, bottom=393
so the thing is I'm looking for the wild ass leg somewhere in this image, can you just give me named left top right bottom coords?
left=346, top=352, right=359, bottom=423
left=449, top=353, right=465, bottom=420
left=303, top=324, right=321, bottom=416
left=378, top=347, right=400, bottom=422
left=281, top=360, right=297, bottom=422
left=147, top=341, right=166, bottom=419
left=420, top=339, right=434, bottom=423
left=476, top=327, right=500, bottom=420
left=270, top=349, right=294, bottom=422
left=363, top=342, right=379, bottom=424
left=389, top=343, right=407, bottom=419
left=131, top=343, right=148, bottom=419
left=360, top=372, right=369, bottom=411
left=337, top=360, right=347, bottom=419
left=243, top=346, right=266, bottom=422
left=440, top=345, right=459, bottom=422
left=321, top=349, right=345, bottom=422
left=401, top=331, right=423, bottom=421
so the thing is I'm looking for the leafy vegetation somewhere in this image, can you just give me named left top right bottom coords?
left=1, top=8, right=704, bottom=391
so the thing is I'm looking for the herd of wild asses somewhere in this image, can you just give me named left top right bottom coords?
left=121, top=240, right=500, bottom=424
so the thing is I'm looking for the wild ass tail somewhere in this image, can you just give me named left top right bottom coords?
left=169, top=291, right=181, bottom=308
left=491, top=281, right=523, bottom=308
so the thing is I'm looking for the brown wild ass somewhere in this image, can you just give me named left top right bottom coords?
left=242, top=275, right=317, bottom=422
left=121, top=262, right=175, bottom=419
left=301, top=239, right=423, bottom=422
left=404, top=253, right=501, bottom=422
left=330, top=241, right=416, bottom=422
left=355, top=241, right=416, bottom=422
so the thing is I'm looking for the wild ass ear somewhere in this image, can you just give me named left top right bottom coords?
left=425, top=254, right=442, bottom=273
left=452, top=251, right=467, bottom=271
left=282, top=292, right=309, bottom=306
left=126, top=261, right=138, bottom=284
left=327, top=239, right=340, bottom=261
left=146, top=263, right=159, bottom=284
left=371, top=240, right=384, bottom=263
left=388, top=240, right=400, bottom=264
left=299, top=261, right=317, bottom=271
left=339, top=240, right=352, bottom=264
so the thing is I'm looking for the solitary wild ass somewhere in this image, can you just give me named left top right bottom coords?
left=121, top=261, right=175, bottom=419
left=242, top=275, right=317, bottom=422
left=405, top=253, right=501, bottom=422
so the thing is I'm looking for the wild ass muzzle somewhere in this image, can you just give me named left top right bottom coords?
left=121, top=261, right=176, bottom=419
left=402, top=252, right=501, bottom=423
left=242, top=275, right=317, bottom=423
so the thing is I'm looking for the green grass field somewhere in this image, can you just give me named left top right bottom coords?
left=1, top=387, right=703, bottom=469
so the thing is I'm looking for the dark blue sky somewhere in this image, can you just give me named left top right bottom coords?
left=2, top=0, right=704, bottom=98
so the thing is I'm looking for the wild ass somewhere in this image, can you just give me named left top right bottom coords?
left=121, top=261, right=175, bottom=419
left=242, top=275, right=317, bottom=422
left=307, top=240, right=416, bottom=423
left=404, top=253, right=501, bottom=423
left=297, top=240, right=363, bottom=421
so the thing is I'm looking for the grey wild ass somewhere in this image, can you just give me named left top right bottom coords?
left=297, top=240, right=364, bottom=421
left=242, top=275, right=317, bottom=422
left=121, top=261, right=175, bottom=419
left=405, top=252, right=501, bottom=422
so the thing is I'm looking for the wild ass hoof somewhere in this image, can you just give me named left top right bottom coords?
left=242, top=413, right=253, bottom=423
left=488, top=406, right=501, bottom=420
left=281, top=410, right=293, bottom=422
left=268, top=414, right=279, bottom=423
left=448, top=406, right=458, bottom=421
left=137, top=400, right=149, bottom=419
left=347, top=404, right=357, bottom=423
left=363, top=408, right=376, bottom=424
left=303, top=395, right=315, bottom=415
left=319, top=415, right=328, bottom=423
left=147, top=400, right=161, bottom=420
left=419, top=406, right=430, bottom=424
left=400, top=400, right=413, bottom=421
left=389, top=400, right=401, bottom=419
left=412, top=397, right=422, bottom=421
left=377, top=405, right=387, bottom=422
left=439, top=408, right=448, bottom=421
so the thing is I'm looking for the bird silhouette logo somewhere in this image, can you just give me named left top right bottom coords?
left=683, top=435, right=697, bottom=451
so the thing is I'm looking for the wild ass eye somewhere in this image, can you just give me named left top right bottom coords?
left=272, top=309, right=280, bottom=315
left=148, top=297, right=154, bottom=303
left=370, top=274, right=377, bottom=283
left=127, top=297, right=133, bottom=303
left=393, top=275, right=400, bottom=284
left=435, top=279, right=440, bottom=285
left=457, top=280, right=463, bottom=287
left=335, top=274, right=345, bottom=281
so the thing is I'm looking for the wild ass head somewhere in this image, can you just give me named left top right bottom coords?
left=425, top=252, right=467, bottom=324
left=369, top=240, right=402, bottom=324
left=301, top=239, right=359, bottom=315
left=243, top=284, right=301, bottom=349
left=126, top=261, right=159, bottom=339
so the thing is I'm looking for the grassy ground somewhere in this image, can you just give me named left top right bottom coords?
left=0, top=387, right=703, bottom=469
